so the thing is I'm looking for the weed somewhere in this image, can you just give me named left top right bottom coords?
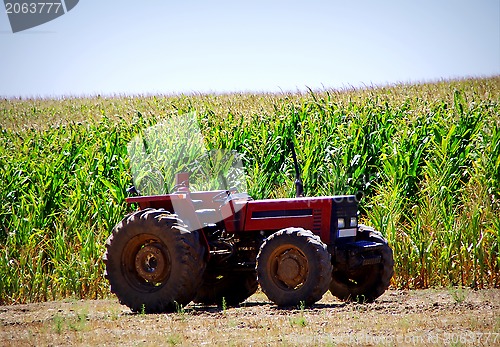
left=299, top=300, right=306, bottom=311
left=108, top=308, right=120, bottom=321
left=449, top=286, right=469, bottom=304
left=166, top=333, right=182, bottom=346
left=221, top=297, right=227, bottom=313
left=174, top=301, right=186, bottom=321
left=289, top=301, right=308, bottom=327
left=289, top=316, right=307, bottom=327
left=68, top=312, right=88, bottom=331
left=53, top=314, right=64, bottom=334
left=227, top=319, right=238, bottom=328
left=355, top=295, right=368, bottom=304
left=398, top=316, right=411, bottom=333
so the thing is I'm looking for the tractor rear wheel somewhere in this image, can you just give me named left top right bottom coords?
left=104, top=208, right=206, bottom=313
left=257, top=228, right=332, bottom=306
left=329, top=224, right=394, bottom=303
left=193, top=269, right=258, bottom=307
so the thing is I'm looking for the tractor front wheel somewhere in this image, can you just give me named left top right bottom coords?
left=329, top=224, right=394, bottom=303
left=104, top=208, right=206, bottom=313
left=257, top=228, right=332, bottom=306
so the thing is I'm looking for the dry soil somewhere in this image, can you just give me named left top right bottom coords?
left=1, top=289, right=499, bottom=346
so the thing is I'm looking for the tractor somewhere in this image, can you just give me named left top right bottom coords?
left=103, top=115, right=394, bottom=313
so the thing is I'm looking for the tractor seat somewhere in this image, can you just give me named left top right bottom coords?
left=195, top=208, right=221, bottom=226
left=191, top=199, right=204, bottom=209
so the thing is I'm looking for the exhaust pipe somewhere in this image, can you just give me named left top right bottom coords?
left=288, top=140, right=304, bottom=197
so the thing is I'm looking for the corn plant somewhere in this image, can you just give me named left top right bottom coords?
left=0, top=77, right=498, bottom=304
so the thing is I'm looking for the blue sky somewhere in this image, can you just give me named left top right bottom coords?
left=0, top=0, right=499, bottom=98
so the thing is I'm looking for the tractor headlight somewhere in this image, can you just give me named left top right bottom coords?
left=337, top=218, right=345, bottom=228
left=350, top=217, right=357, bottom=227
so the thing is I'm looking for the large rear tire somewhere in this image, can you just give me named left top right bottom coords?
left=329, top=224, right=394, bottom=303
left=194, top=269, right=258, bottom=307
left=104, top=208, right=206, bottom=313
left=257, top=228, right=332, bottom=306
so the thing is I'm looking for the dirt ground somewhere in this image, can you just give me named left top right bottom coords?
left=1, top=289, right=499, bottom=346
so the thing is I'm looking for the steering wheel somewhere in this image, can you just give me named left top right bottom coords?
left=172, top=181, right=188, bottom=192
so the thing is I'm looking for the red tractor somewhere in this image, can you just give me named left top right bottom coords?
left=104, top=118, right=394, bottom=313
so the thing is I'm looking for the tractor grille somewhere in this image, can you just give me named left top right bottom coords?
left=312, top=209, right=322, bottom=234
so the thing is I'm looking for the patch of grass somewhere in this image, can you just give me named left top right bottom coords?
left=52, top=310, right=88, bottom=333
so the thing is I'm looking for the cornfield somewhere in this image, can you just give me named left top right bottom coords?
left=1, top=77, right=499, bottom=304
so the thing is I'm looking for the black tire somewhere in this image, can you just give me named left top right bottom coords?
left=257, top=227, right=332, bottom=306
left=103, top=208, right=206, bottom=313
left=329, top=224, right=394, bottom=303
left=193, top=269, right=258, bottom=307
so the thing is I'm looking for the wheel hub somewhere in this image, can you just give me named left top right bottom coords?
left=275, top=248, right=308, bottom=289
left=135, top=243, right=170, bottom=283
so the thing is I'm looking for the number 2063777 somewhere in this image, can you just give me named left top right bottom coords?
left=5, top=2, right=63, bottom=14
